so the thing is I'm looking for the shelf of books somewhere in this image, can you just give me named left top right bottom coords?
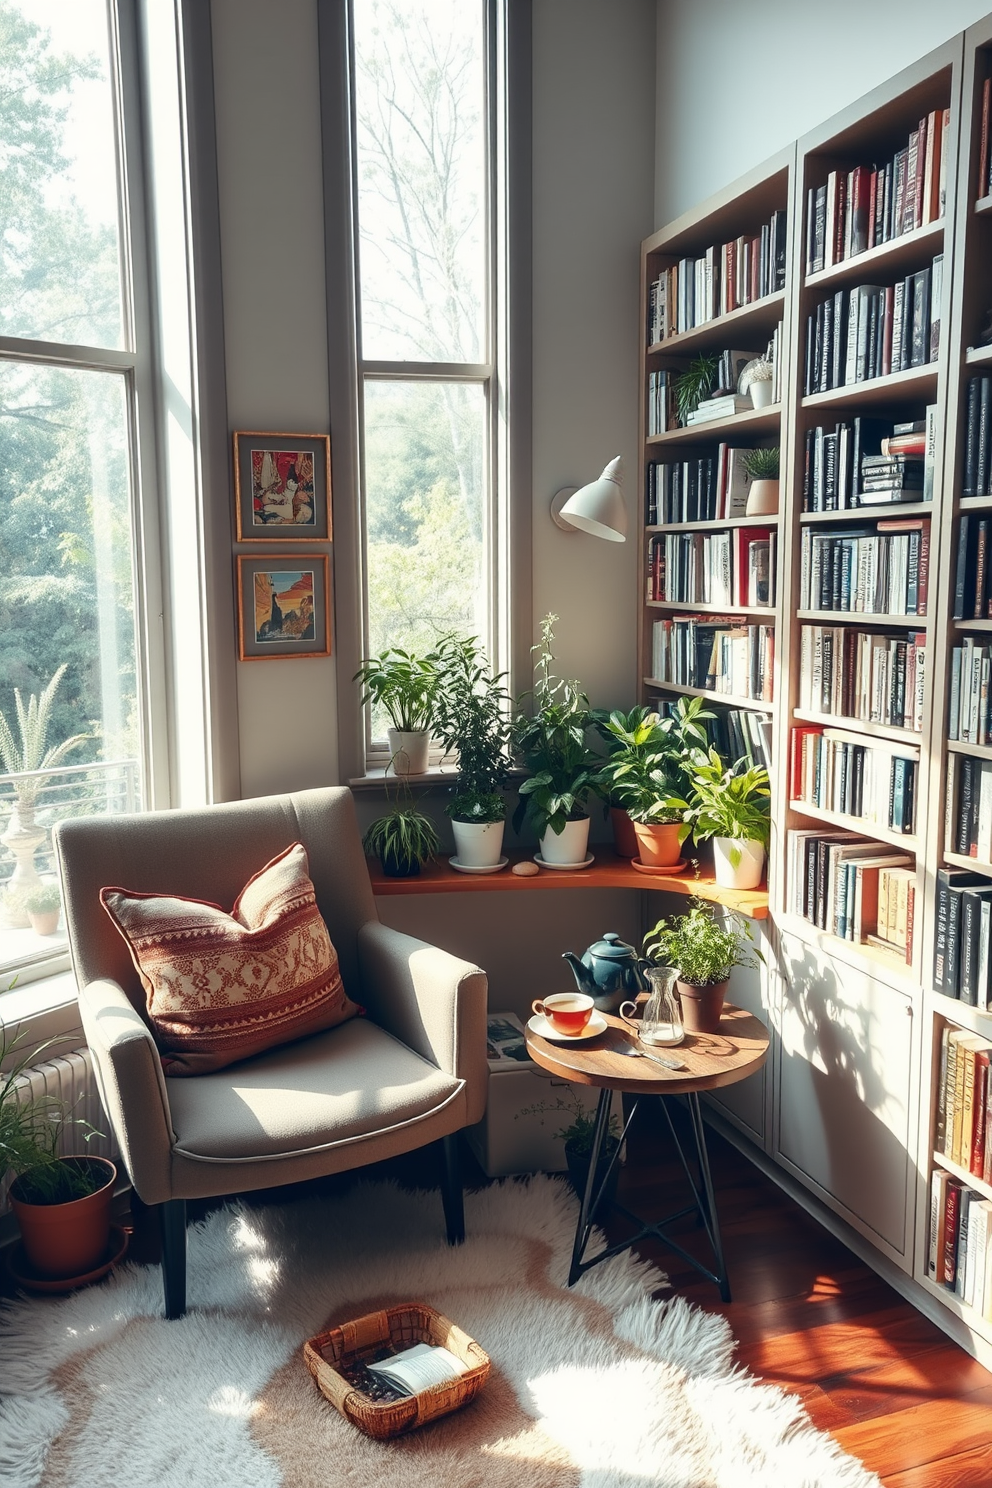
left=637, top=148, right=793, bottom=881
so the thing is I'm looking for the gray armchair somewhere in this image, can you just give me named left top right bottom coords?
left=54, top=787, right=487, bottom=1318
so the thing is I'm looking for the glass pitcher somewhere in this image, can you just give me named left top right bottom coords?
left=619, top=965, right=685, bottom=1048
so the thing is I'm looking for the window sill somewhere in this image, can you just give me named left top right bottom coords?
left=348, top=765, right=526, bottom=791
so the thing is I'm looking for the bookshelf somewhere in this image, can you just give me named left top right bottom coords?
left=638, top=32, right=992, bottom=1364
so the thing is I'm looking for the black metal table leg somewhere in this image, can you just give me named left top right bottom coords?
left=686, top=1092, right=731, bottom=1302
left=567, top=1087, right=615, bottom=1285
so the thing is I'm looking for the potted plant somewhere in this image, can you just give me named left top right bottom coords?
left=594, top=698, right=711, bottom=866
left=0, top=1028, right=115, bottom=1281
left=643, top=897, right=760, bottom=1034
left=739, top=355, right=774, bottom=409
left=511, top=616, right=604, bottom=866
left=519, top=1090, right=623, bottom=1207
left=743, top=446, right=780, bottom=516
left=362, top=801, right=440, bottom=878
left=674, top=353, right=718, bottom=427
left=432, top=635, right=511, bottom=870
left=686, top=749, right=771, bottom=889
left=353, top=647, right=438, bottom=776
left=24, top=881, right=61, bottom=937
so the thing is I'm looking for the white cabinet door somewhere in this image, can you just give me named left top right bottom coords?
left=774, top=932, right=915, bottom=1258
left=705, top=918, right=773, bottom=1146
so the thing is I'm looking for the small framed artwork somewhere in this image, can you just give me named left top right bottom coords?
left=236, top=554, right=332, bottom=660
left=234, top=431, right=331, bottom=541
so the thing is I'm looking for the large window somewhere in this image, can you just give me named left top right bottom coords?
left=0, top=0, right=151, bottom=983
left=353, top=0, right=505, bottom=758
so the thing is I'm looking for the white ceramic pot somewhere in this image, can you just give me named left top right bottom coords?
left=539, top=816, right=590, bottom=865
left=387, top=728, right=430, bottom=776
left=745, top=478, right=779, bottom=517
left=451, top=818, right=505, bottom=868
left=712, top=836, right=765, bottom=889
left=748, top=378, right=774, bottom=409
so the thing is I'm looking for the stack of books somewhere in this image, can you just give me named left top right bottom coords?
left=799, top=518, right=930, bottom=615
left=798, top=625, right=926, bottom=732
left=949, top=642, right=992, bottom=743
left=805, top=108, right=948, bottom=275
left=648, top=528, right=775, bottom=608
left=801, top=412, right=936, bottom=510
left=934, top=870, right=992, bottom=1004
left=945, top=757, right=992, bottom=867
left=785, top=828, right=914, bottom=958
left=952, top=514, right=992, bottom=619
left=803, top=257, right=942, bottom=395
left=650, top=616, right=774, bottom=701
left=647, top=209, right=787, bottom=342
left=928, top=1165, right=992, bottom=1316
left=962, top=379, right=992, bottom=496
left=790, top=725, right=918, bottom=834
left=647, top=370, right=677, bottom=436
left=645, top=446, right=757, bottom=524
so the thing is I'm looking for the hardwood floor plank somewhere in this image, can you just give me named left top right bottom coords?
left=832, top=1390, right=992, bottom=1479
left=819, top=1344, right=992, bottom=1425
left=883, top=1442, right=992, bottom=1488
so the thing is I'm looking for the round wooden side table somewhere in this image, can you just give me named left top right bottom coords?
left=525, top=1004, right=769, bottom=1299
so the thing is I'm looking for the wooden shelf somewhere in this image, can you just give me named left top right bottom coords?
left=803, top=217, right=944, bottom=291
left=367, top=847, right=769, bottom=918
left=647, top=404, right=781, bottom=446
left=801, top=363, right=939, bottom=412
left=953, top=617, right=992, bottom=632
left=647, top=600, right=776, bottom=618
left=645, top=516, right=780, bottom=533
left=964, top=345, right=992, bottom=367
left=799, top=502, right=934, bottom=523
left=789, top=799, right=918, bottom=852
left=792, top=709, right=923, bottom=744
left=948, top=740, right=992, bottom=760
left=643, top=677, right=774, bottom=713
left=974, top=192, right=992, bottom=216
left=942, top=851, right=992, bottom=880
left=777, top=911, right=917, bottom=993
left=647, top=291, right=786, bottom=358
left=959, top=493, right=992, bottom=509
left=795, top=609, right=929, bottom=627
left=932, top=1150, right=992, bottom=1206
left=928, top=987, right=992, bottom=1035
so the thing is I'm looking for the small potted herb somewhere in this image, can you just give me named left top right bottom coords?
left=24, top=881, right=61, bottom=937
left=433, top=635, right=511, bottom=870
left=643, top=898, right=760, bottom=1033
left=353, top=647, right=438, bottom=776
left=519, top=1090, right=623, bottom=1205
left=362, top=802, right=440, bottom=878
left=686, top=749, right=770, bottom=889
left=594, top=698, right=712, bottom=866
left=742, top=446, right=780, bottom=516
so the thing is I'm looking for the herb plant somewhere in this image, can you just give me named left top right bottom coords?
left=432, top=635, right=511, bottom=823
left=0, top=1027, right=104, bottom=1205
left=24, top=882, right=61, bottom=915
left=643, top=898, right=760, bottom=988
left=518, top=1091, right=622, bottom=1154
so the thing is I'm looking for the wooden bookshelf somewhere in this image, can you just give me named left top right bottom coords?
left=646, top=515, right=779, bottom=534
left=804, top=216, right=945, bottom=290
left=799, top=501, right=934, bottom=523
left=646, top=600, right=775, bottom=618
left=792, top=708, right=922, bottom=744
left=646, top=403, right=782, bottom=446
left=801, top=364, right=940, bottom=411
left=647, top=290, right=786, bottom=358
left=794, top=609, right=930, bottom=627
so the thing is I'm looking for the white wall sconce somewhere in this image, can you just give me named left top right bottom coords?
left=550, top=456, right=627, bottom=542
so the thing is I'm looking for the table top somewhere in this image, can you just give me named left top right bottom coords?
left=525, top=1004, right=769, bottom=1096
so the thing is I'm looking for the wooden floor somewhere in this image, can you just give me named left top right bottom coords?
left=6, top=1104, right=992, bottom=1484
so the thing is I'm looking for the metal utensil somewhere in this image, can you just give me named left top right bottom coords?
left=614, top=1041, right=686, bottom=1071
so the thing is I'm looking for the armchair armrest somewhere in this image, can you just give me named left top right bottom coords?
left=357, top=921, right=488, bottom=1124
left=76, top=978, right=176, bottom=1206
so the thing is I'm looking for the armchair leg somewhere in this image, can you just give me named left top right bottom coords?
left=159, top=1198, right=187, bottom=1319
left=439, top=1134, right=465, bottom=1246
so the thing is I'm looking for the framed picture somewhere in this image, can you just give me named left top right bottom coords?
left=236, top=554, right=332, bottom=660
left=234, top=431, right=331, bottom=542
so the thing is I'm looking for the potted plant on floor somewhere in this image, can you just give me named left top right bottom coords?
left=432, top=635, right=512, bottom=870
left=686, top=749, right=771, bottom=889
left=520, top=1090, right=623, bottom=1207
left=0, top=1028, right=115, bottom=1281
left=24, top=881, right=61, bottom=937
left=353, top=647, right=438, bottom=776
left=511, top=616, right=604, bottom=866
left=594, top=698, right=712, bottom=866
left=643, top=898, right=760, bottom=1034
left=742, top=446, right=780, bottom=516
left=362, top=799, right=440, bottom=879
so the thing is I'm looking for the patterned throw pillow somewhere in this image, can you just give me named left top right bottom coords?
left=100, top=843, right=360, bottom=1076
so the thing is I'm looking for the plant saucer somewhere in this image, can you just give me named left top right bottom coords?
left=630, top=858, right=688, bottom=877
left=448, top=856, right=509, bottom=875
left=533, top=853, right=595, bottom=871
left=6, top=1223, right=129, bottom=1294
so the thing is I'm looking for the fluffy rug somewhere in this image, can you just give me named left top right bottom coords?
left=0, top=1176, right=880, bottom=1488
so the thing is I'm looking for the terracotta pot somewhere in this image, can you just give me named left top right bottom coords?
left=28, top=909, right=60, bottom=937
left=609, top=806, right=639, bottom=858
left=676, top=978, right=729, bottom=1035
left=633, top=820, right=683, bottom=868
left=10, top=1156, right=116, bottom=1280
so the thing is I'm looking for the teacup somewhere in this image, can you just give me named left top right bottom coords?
left=532, top=993, right=594, bottom=1035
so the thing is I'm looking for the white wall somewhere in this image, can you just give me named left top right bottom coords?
left=655, top=0, right=992, bottom=227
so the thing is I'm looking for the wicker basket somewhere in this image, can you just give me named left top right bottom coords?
left=303, top=1303, right=490, bottom=1439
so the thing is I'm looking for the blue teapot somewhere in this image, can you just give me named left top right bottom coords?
left=562, top=932, right=651, bottom=1014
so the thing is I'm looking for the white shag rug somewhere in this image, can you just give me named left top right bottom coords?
left=0, top=1176, right=880, bottom=1488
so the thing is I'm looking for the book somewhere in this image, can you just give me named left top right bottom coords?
left=365, top=1342, right=471, bottom=1395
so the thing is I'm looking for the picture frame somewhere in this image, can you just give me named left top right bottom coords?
left=234, top=431, right=332, bottom=542
left=236, top=554, right=332, bottom=660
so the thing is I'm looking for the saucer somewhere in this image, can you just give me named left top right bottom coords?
left=449, top=856, right=509, bottom=875
left=527, top=1011, right=608, bottom=1042
left=533, top=853, right=595, bottom=872
left=630, top=857, right=688, bottom=877
left=6, top=1224, right=129, bottom=1294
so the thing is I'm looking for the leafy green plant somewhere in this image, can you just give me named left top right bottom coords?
left=742, top=446, right=780, bottom=480
left=432, top=634, right=511, bottom=823
left=674, top=354, right=718, bottom=426
left=518, top=1091, right=622, bottom=1154
left=643, top=898, right=760, bottom=988
left=0, top=665, right=89, bottom=819
left=353, top=648, right=438, bottom=733
left=593, top=698, right=712, bottom=826
left=362, top=804, right=440, bottom=875
left=0, top=1027, right=104, bottom=1205
left=686, top=749, right=771, bottom=852
left=511, top=615, right=605, bottom=839
left=24, top=882, right=60, bottom=915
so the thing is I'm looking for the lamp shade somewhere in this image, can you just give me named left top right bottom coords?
left=556, top=456, right=626, bottom=541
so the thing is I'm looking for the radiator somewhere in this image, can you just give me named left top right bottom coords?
left=1, top=1047, right=119, bottom=1215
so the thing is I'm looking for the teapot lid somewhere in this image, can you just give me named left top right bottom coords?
left=588, top=931, right=637, bottom=960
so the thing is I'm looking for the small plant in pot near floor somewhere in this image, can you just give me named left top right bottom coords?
left=519, top=1091, right=623, bottom=1210
left=511, top=615, right=604, bottom=867
left=0, top=1028, right=116, bottom=1284
left=593, top=698, right=711, bottom=867
left=353, top=647, right=438, bottom=776
left=362, top=799, right=440, bottom=878
left=643, top=897, right=761, bottom=1034
left=433, top=635, right=512, bottom=871
left=687, top=749, right=770, bottom=889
